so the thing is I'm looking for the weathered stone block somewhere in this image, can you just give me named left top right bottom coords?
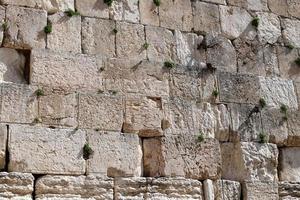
left=8, top=125, right=86, bottom=175
left=109, top=0, right=139, bottom=23
left=31, top=49, right=103, bottom=93
left=203, top=179, right=214, bottom=200
left=268, top=0, right=288, bottom=17
left=87, top=131, right=142, bottom=177
left=228, top=0, right=268, bottom=11
left=279, top=147, right=300, bottom=182
left=214, top=180, right=241, bottom=200
left=4, top=6, right=47, bottom=49
left=115, top=177, right=147, bottom=199
left=192, top=1, right=220, bottom=35
left=47, top=12, right=81, bottom=53
left=0, top=83, right=38, bottom=123
left=82, top=17, right=116, bottom=57
left=35, top=175, right=114, bottom=200
left=143, top=136, right=221, bottom=180
left=288, top=0, right=300, bottom=18
left=78, top=94, right=123, bottom=131
left=287, top=111, right=300, bottom=146
left=0, top=125, right=6, bottom=170
left=159, top=0, right=192, bottom=31
left=0, top=172, right=34, bottom=199
left=277, top=47, right=300, bottom=82
left=139, top=0, right=159, bottom=26
left=116, top=21, right=146, bottom=59
left=221, top=142, right=278, bottom=182
left=39, top=93, right=78, bottom=127
left=257, top=12, right=281, bottom=44
left=243, top=181, right=279, bottom=200
left=76, top=0, right=109, bottom=18
left=282, top=18, right=300, bottom=48
left=0, top=6, right=4, bottom=47
left=279, top=182, right=300, bottom=199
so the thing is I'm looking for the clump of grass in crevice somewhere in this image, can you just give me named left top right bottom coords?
left=44, top=21, right=52, bottom=34
left=36, top=89, right=44, bottom=97
left=164, top=61, right=175, bottom=69
left=153, top=0, right=160, bottom=7
left=197, top=132, right=204, bottom=143
left=251, top=17, right=259, bottom=28
left=258, top=132, right=268, bottom=143
left=113, top=28, right=118, bottom=34
left=287, top=44, right=294, bottom=50
left=65, top=9, right=80, bottom=17
left=259, top=98, right=266, bottom=109
left=2, top=21, right=8, bottom=31
left=280, top=104, right=288, bottom=121
left=104, top=0, right=115, bottom=6
left=143, top=42, right=150, bottom=50
left=83, top=143, right=94, bottom=160
left=212, top=89, right=219, bottom=98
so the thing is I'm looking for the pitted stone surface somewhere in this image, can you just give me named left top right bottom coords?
left=279, top=147, right=300, bottom=182
left=0, top=125, right=6, bottom=170
left=243, top=181, right=279, bottom=200
left=214, top=180, right=241, bottom=200
left=279, top=182, right=300, bottom=199
left=109, top=0, right=139, bottom=23
left=256, top=12, right=281, bottom=44
left=75, top=0, right=109, bottom=18
left=282, top=19, right=300, bottom=48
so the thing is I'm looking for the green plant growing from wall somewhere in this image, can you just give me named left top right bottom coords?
left=164, top=61, right=175, bottom=69
left=251, top=17, right=259, bottom=28
left=36, top=89, right=44, bottom=97
left=33, top=117, right=42, bottom=124
left=259, top=98, right=266, bottom=108
left=153, top=0, right=161, bottom=6
left=113, top=28, right=118, bottom=34
left=212, top=89, right=219, bottom=98
left=2, top=21, right=8, bottom=31
left=83, top=143, right=94, bottom=160
left=65, top=9, right=80, bottom=17
left=143, top=42, right=150, bottom=50
left=44, top=21, right=52, bottom=34
left=287, top=44, right=294, bottom=50
left=280, top=104, right=288, bottom=121
left=259, top=132, right=267, bottom=143
left=197, top=132, right=204, bottom=142
left=104, top=0, right=115, bottom=6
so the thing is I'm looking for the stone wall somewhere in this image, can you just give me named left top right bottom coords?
left=0, top=0, right=299, bottom=199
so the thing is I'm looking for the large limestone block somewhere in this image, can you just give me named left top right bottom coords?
left=0, top=172, right=34, bottom=199
left=0, top=48, right=26, bottom=84
left=279, top=182, right=300, bottom=199
left=279, top=147, right=300, bottom=182
left=287, top=112, right=300, bottom=146
left=47, top=12, right=81, bottom=53
left=35, top=175, right=114, bottom=200
left=219, top=6, right=252, bottom=39
left=259, top=77, right=298, bottom=110
left=221, top=142, right=278, bottom=182
left=159, top=0, right=192, bottom=31
left=109, top=0, right=139, bottom=23
left=0, top=83, right=38, bottom=123
left=256, top=12, right=281, bottom=44
left=31, top=49, right=103, bottom=93
left=282, top=19, right=300, bottom=48
left=143, top=136, right=221, bottom=180
left=288, top=0, right=300, bottom=18
left=277, top=47, right=300, bottom=82
left=243, top=181, right=279, bottom=200
left=103, top=59, right=169, bottom=97
left=78, top=94, right=123, bottom=131
left=192, top=1, right=221, bottom=35
left=115, top=177, right=203, bottom=200
left=8, top=125, right=86, bottom=175
left=218, top=72, right=261, bottom=104
left=116, top=22, right=146, bottom=59
left=0, top=125, right=6, bottom=170
left=139, top=0, right=159, bottom=26
left=268, top=0, right=288, bottom=17
left=146, top=26, right=176, bottom=62
left=4, top=6, right=47, bottom=49
left=76, top=0, right=109, bottom=18
left=82, top=18, right=116, bottom=57
left=87, top=131, right=142, bottom=177
left=39, top=93, right=78, bottom=127
left=228, top=0, right=268, bottom=11
left=214, top=180, right=241, bottom=200
left=203, top=179, right=214, bottom=200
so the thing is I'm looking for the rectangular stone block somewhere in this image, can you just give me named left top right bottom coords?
left=0, top=125, right=6, bottom=170
left=143, top=136, right=221, bottom=180
left=277, top=47, right=300, bottom=82
left=279, top=147, right=300, bottom=182
left=87, top=131, right=142, bottom=177
left=279, top=182, right=300, bottom=199
left=214, top=180, right=241, bottom=200
left=75, top=0, right=109, bottom=18
left=243, top=181, right=279, bottom=200
left=110, top=0, right=139, bottom=23
left=8, top=125, right=86, bottom=175
left=35, top=175, right=113, bottom=200
left=228, top=0, right=268, bottom=11
left=139, top=0, right=159, bottom=26
left=0, top=83, right=38, bottom=124
left=287, top=111, right=300, bottom=146
left=31, top=49, right=103, bottom=93
left=221, top=142, right=278, bottom=182
left=4, top=5, right=47, bottom=49
left=0, top=172, right=34, bottom=199
left=78, top=94, right=123, bottom=131
left=282, top=18, right=300, bottom=48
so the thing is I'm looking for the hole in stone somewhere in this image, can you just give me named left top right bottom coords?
left=0, top=48, right=31, bottom=84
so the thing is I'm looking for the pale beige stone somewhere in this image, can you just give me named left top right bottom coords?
left=0, top=6, right=5, bottom=46
left=160, top=0, right=193, bottom=31
left=82, top=17, right=115, bottom=57
left=8, top=125, right=86, bottom=175
left=287, top=111, right=300, bottom=146
left=146, top=25, right=176, bottom=62
left=76, top=0, right=109, bottom=18
left=116, top=22, right=146, bottom=59
left=143, top=136, right=221, bottom=180
left=193, top=1, right=221, bottom=35
left=221, top=142, right=278, bottom=182
left=4, top=6, right=47, bottom=49
left=203, top=0, right=226, bottom=4
left=0, top=125, right=6, bottom=170
left=47, top=12, right=81, bottom=53
left=39, top=93, right=78, bottom=127
left=263, top=44, right=280, bottom=77
left=288, top=0, right=300, bottom=18
left=257, top=12, right=281, bottom=44
left=0, top=172, right=34, bottom=199
left=78, top=94, right=123, bottom=131
left=31, top=49, right=103, bottom=93
left=279, top=182, right=300, bottom=199
left=228, top=0, right=268, bottom=11
left=35, top=175, right=113, bottom=200
left=268, top=0, right=288, bottom=17
left=277, top=47, right=300, bottom=82
left=280, top=147, right=300, bottom=182
left=139, top=0, right=159, bottom=26
left=0, top=83, right=38, bottom=123
left=243, top=181, right=279, bottom=200
left=214, top=180, right=241, bottom=200
left=87, top=131, right=142, bottom=177
left=282, top=19, right=300, bottom=48
left=109, top=0, right=139, bottom=23
left=203, top=179, right=214, bottom=200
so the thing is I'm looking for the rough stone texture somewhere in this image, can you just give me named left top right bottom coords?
left=115, top=177, right=204, bottom=200
left=39, top=93, right=78, bottom=127
left=279, top=182, right=300, bottom=199
left=219, top=6, right=252, bottom=39
left=4, top=6, right=47, bottom=49
left=282, top=19, right=300, bottom=48
left=139, top=0, right=159, bottom=26
left=257, top=12, right=281, bottom=45
left=47, top=12, right=81, bottom=53
left=109, top=0, right=139, bottom=23
left=0, top=83, right=38, bottom=123
left=268, top=0, right=289, bottom=17
left=0, top=6, right=5, bottom=47
left=87, top=131, right=142, bottom=177
left=243, top=181, right=279, bottom=200
left=82, top=17, right=116, bottom=57
left=75, top=0, right=109, bottom=18
left=0, top=125, right=6, bottom=170
left=35, top=175, right=114, bottom=200
left=279, top=147, right=300, bottom=182
left=287, top=112, right=300, bottom=146
left=8, top=125, right=86, bottom=175
left=159, top=0, right=192, bottom=31
left=143, top=136, right=221, bottom=180
left=287, top=0, right=300, bottom=18
left=221, top=142, right=279, bottom=182
left=31, top=49, right=103, bottom=93
left=78, top=94, right=123, bottom=131
left=116, top=22, right=146, bottom=59
left=203, top=179, right=214, bottom=200
left=0, top=172, right=34, bottom=199
left=277, top=47, right=300, bottom=82
left=228, top=0, right=268, bottom=11
left=0, top=48, right=26, bottom=84
left=193, top=1, right=221, bottom=35
left=214, top=180, right=241, bottom=200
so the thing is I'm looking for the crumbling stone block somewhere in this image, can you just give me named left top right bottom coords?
left=139, top=0, right=159, bottom=26
left=256, top=12, right=281, bottom=44
left=279, top=182, right=300, bottom=199
left=277, top=47, right=300, bottom=82
left=76, top=0, right=109, bottom=18
left=214, top=180, right=241, bottom=200
left=243, top=181, right=279, bottom=200
left=279, top=147, right=300, bottom=182
left=282, top=18, right=300, bottom=48
left=110, top=0, right=139, bottom=23
left=287, top=0, right=300, bottom=18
